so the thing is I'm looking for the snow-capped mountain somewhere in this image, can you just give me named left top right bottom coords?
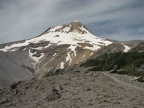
left=0, top=21, right=135, bottom=88
left=0, top=21, right=112, bottom=52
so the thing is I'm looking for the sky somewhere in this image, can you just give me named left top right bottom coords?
left=0, top=0, right=144, bottom=44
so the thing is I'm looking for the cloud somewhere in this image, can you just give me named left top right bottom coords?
left=0, top=0, right=63, bottom=43
left=102, top=28, right=144, bottom=41
left=0, top=0, right=144, bottom=43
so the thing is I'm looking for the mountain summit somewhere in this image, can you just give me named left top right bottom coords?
left=43, top=21, right=92, bottom=34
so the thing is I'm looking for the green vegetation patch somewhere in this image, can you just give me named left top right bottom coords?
left=81, top=52, right=144, bottom=81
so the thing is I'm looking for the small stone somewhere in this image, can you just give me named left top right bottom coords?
left=84, top=87, right=91, bottom=91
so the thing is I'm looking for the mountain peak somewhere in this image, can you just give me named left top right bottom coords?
left=44, top=21, right=92, bottom=34
left=70, top=20, right=82, bottom=25
left=73, top=20, right=79, bottom=22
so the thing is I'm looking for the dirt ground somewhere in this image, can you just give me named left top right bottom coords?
left=0, top=71, right=144, bottom=108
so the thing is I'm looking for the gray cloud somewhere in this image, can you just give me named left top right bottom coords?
left=0, top=0, right=144, bottom=44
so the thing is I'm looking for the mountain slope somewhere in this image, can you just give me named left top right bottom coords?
left=0, top=21, right=112, bottom=83
left=0, top=50, right=35, bottom=89
left=0, top=21, right=142, bottom=88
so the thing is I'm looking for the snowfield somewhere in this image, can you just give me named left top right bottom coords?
left=122, top=44, right=131, bottom=52
left=0, top=31, right=112, bottom=52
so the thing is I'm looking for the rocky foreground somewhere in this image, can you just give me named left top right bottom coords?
left=0, top=67, right=144, bottom=108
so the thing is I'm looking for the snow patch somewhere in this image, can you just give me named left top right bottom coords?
left=83, top=45, right=101, bottom=51
left=10, top=48, right=18, bottom=52
left=63, top=27, right=70, bottom=32
left=23, top=48, right=27, bottom=51
left=44, top=44, right=51, bottom=49
left=1, top=41, right=29, bottom=52
left=123, top=44, right=131, bottom=52
left=60, top=62, right=64, bottom=69
left=74, top=20, right=79, bottom=22
left=103, top=40, right=113, bottom=46
left=31, top=47, right=43, bottom=50
left=29, top=50, right=44, bottom=63
left=66, top=52, right=71, bottom=62
left=49, top=25, right=62, bottom=32
left=80, top=26, right=90, bottom=34
left=81, top=54, right=86, bottom=61
left=68, top=45, right=77, bottom=57
left=53, top=53, right=57, bottom=56
left=90, top=52, right=93, bottom=56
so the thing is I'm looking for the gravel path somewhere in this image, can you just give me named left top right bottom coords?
left=103, top=72, right=144, bottom=91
